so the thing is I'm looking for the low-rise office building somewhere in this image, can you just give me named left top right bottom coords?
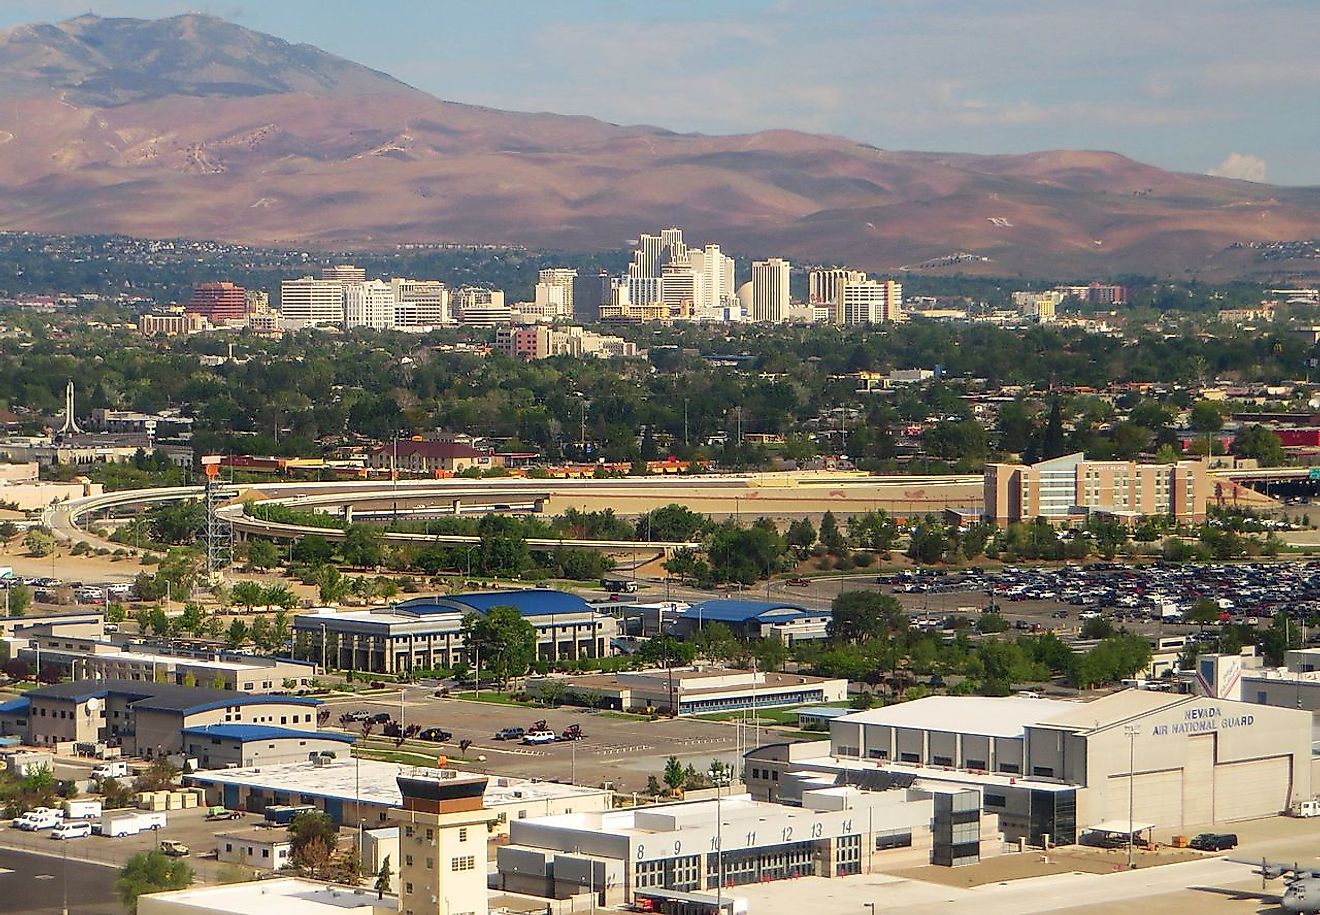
left=1194, top=648, right=1320, bottom=714
left=216, top=826, right=296, bottom=871
left=185, top=757, right=610, bottom=836
left=674, top=599, right=832, bottom=644
left=747, top=691, right=1310, bottom=846
left=0, top=680, right=323, bottom=759
left=294, top=590, right=619, bottom=675
left=182, top=724, right=354, bottom=769
left=19, top=636, right=316, bottom=693
left=525, top=666, right=847, bottom=716
left=497, top=787, right=995, bottom=907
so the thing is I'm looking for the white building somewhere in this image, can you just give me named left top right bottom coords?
left=279, top=277, right=345, bottom=327
left=536, top=268, right=577, bottom=318
left=322, top=265, right=367, bottom=284
left=835, top=279, right=902, bottom=325
left=1012, top=290, right=1064, bottom=323
left=751, top=258, right=791, bottom=323
left=139, top=878, right=390, bottom=915
left=749, top=691, right=1311, bottom=846
left=391, top=279, right=451, bottom=329
left=630, top=228, right=686, bottom=278
left=343, top=280, right=397, bottom=331
left=454, top=287, right=510, bottom=326
left=687, top=244, right=737, bottom=317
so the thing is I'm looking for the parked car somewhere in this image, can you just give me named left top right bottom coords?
left=494, top=727, right=525, bottom=741
left=785, top=578, right=811, bottom=588
left=417, top=728, right=453, bottom=743
left=522, top=730, right=557, bottom=745
left=159, top=840, right=190, bottom=857
left=1188, top=833, right=1238, bottom=851
left=50, top=822, right=93, bottom=840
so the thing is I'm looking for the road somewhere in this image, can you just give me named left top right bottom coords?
left=0, top=846, right=120, bottom=915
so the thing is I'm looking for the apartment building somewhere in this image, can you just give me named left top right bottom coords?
left=751, top=257, right=791, bottom=323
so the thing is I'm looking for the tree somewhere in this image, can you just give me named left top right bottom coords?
left=460, top=606, right=537, bottom=687
left=818, top=511, right=847, bottom=555
left=636, top=504, right=708, bottom=542
left=1233, top=425, right=1286, bottom=467
left=342, top=525, right=386, bottom=568
left=828, top=591, right=906, bottom=643
left=476, top=515, right=531, bottom=577
left=374, top=855, right=392, bottom=900
left=116, top=850, right=193, bottom=914
left=231, top=580, right=266, bottom=611
left=225, top=619, right=250, bottom=649
left=7, top=583, right=31, bottom=616
left=1039, top=398, right=1066, bottom=460
left=1186, top=598, right=1221, bottom=629
left=316, top=566, right=352, bottom=604
left=293, top=535, right=335, bottom=565
left=264, top=584, right=298, bottom=610
left=289, top=811, right=338, bottom=877
left=786, top=518, right=817, bottom=554
left=23, top=527, right=56, bottom=558
left=1081, top=617, right=1117, bottom=640
left=663, top=755, right=685, bottom=795
left=692, top=622, right=740, bottom=662
left=245, top=539, right=281, bottom=570
left=148, top=501, right=204, bottom=546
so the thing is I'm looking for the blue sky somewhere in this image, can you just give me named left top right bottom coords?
left=3, top=0, right=1317, bottom=185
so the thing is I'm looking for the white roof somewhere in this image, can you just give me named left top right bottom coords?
left=1086, top=819, right=1155, bottom=835
left=837, top=696, right=1079, bottom=739
left=138, top=877, right=388, bottom=915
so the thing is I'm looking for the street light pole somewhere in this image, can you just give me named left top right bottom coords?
left=1124, top=723, right=1139, bottom=870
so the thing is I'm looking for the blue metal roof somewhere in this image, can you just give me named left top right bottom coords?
left=182, top=724, right=355, bottom=744
left=397, top=589, right=591, bottom=619
left=685, top=599, right=827, bottom=624
left=0, top=697, right=31, bottom=715
left=171, top=695, right=321, bottom=716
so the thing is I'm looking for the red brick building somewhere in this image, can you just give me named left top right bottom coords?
left=188, top=282, right=247, bottom=322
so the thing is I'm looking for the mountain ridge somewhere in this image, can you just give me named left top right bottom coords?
left=0, top=13, right=1318, bottom=278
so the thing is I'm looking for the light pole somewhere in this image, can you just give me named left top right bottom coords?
left=320, top=622, right=328, bottom=672
left=1124, top=723, right=1139, bottom=869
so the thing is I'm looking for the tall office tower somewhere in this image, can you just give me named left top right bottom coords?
left=279, top=276, right=345, bottom=326
left=751, top=258, right=791, bottom=322
left=321, top=264, right=366, bottom=284
left=660, top=259, right=697, bottom=310
left=244, top=289, right=270, bottom=315
left=394, top=774, right=491, bottom=915
left=629, top=227, right=686, bottom=278
left=687, top=244, right=736, bottom=313
left=835, top=278, right=905, bottom=325
left=810, top=267, right=866, bottom=307
left=391, top=278, right=451, bottom=329
left=537, top=268, right=577, bottom=316
left=572, top=272, right=612, bottom=323
left=624, top=275, right=664, bottom=307
left=186, top=281, right=247, bottom=322
left=454, top=286, right=509, bottom=326
left=343, top=280, right=397, bottom=330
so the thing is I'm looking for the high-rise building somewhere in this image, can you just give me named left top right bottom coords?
left=532, top=282, right=571, bottom=319
left=571, top=272, right=612, bottom=324
left=321, top=264, right=366, bottom=284
left=810, top=268, right=866, bottom=307
left=537, top=268, right=576, bottom=318
left=454, top=287, right=509, bottom=326
left=1012, top=290, right=1064, bottom=324
left=279, top=277, right=345, bottom=327
left=391, top=278, right=451, bottom=329
left=343, top=280, right=396, bottom=330
left=660, top=260, right=697, bottom=310
left=835, top=278, right=903, bottom=325
left=187, top=282, right=246, bottom=323
left=751, top=258, right=791, bottom=322
left=394, top=773, right=491, bottom=915
left=687, top=244, right=736, bottom=315
left=629, top=227, right=686, bottom=278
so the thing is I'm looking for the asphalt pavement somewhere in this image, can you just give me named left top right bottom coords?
left=0, top=846, right=119, bottom=915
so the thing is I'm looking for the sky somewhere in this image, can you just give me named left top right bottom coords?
left=1, top=0, right=1317, bottom=185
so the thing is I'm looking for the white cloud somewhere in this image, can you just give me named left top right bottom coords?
left=1207, top=152, right=1268, bottom=182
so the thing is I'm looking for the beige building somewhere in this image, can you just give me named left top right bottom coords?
left=750, top=257, right=791, bottom=323
left=526, top=666, right=847, bottom=716
left=139, top=312, right=208, bottom=336
left=1012, top=290, right=1065, bottom=323
left=139, top=877, right=389, bottom=915
left=216, top=826, right=295, bottom=871
left=395, top=773, right=491, bottom=915
left=809, top=267, right=865, bottom=307
left=984, top=452, right=1211, bottom=525
left=835, top=278, right=903, bottom=325
left=749, top=691, right=1310, bottom=845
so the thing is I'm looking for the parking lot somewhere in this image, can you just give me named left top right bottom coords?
left=321, top=691, right=755, bottom=793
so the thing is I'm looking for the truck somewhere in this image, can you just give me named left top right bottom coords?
left=263, top=805, right=318, bottom=827
left=601, top=576, right=638, bottom=594
left=91, top=761, right=129, bottom=780
left=13, top=808, right=62, bottom=831
left=97, top=811, right=166, bottom=837
left=1291, top=799, right=1320, bottom=818
left=63, top=799, right=103, bottom=821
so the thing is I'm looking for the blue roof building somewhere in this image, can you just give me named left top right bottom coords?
left=678, top=599, right=832, bottom=644
left=182, top=723, right=354, bottom=769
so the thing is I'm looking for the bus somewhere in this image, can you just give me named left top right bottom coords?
left=602, top=576, right=638, bottom=594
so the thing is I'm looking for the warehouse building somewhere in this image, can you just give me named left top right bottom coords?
left=496, top=786, right=997, bottom=907
left=673, top=599, right=832, bottom=644
left=181, top=724, right=355, bottom=769
left=747, top=691, right=1310, bottom=846
left=185, top=756, right=610, bottom=836
left=294, top=590, right=619, bottom=675
left=525, top=666, right=847, bottom=715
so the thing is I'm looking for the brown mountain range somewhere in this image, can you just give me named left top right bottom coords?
left=1, top=13, right=1318, bottom=278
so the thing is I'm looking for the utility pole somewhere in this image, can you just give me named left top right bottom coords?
left=683, top=399, right=689, bottom=447
left=1124, top=723, right=1139, bottom=869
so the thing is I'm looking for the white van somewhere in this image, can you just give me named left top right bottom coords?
left=15, top=808, right=62, bottom=831
left=50, top=821, right=92, bottom=840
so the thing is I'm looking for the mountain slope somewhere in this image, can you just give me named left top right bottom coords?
left=0, top=13, right=1318, bottom=278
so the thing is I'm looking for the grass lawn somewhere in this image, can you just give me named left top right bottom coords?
left=450, top=691, right=532, bottom=706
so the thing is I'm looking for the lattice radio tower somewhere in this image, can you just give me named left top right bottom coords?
left=200, top=455, right=233, bottom=578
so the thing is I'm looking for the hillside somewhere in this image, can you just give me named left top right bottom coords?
left=1, top=13, right=1318, bottom=278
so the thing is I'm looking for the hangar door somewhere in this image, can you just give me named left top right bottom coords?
left=1104, top=769, right=1183, bottom=828
left=1213, top=756, right=1292, bottom=822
